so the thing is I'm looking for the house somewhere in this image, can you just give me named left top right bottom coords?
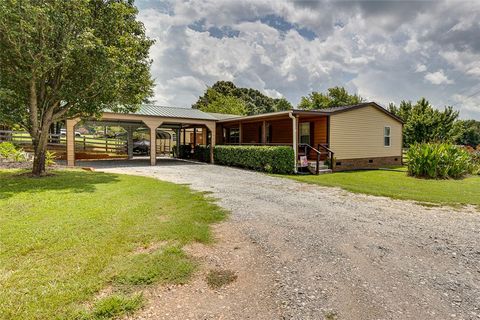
left=215, top=102, right=403, bottom=171
left=64, top=102, right=403, bottom=172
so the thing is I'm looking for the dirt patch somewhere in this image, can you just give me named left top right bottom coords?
left=133, top=241, right=169, bottom=255
left=124, top=223, right=281, bottom=320
left=205, top=269, right=237, bottom=289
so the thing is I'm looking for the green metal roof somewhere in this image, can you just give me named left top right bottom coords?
left=206, top=112, right=240, bottom=120
left=132, top=105, right=218, bottom=120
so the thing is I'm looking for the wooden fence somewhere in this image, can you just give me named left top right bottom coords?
left=0, top=130, right=127, bottom=154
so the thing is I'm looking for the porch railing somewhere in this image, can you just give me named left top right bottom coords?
left=298, top=143, right=335, bottom=172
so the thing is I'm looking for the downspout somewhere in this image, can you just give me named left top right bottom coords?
left=288, top=112, right=298, bottom=174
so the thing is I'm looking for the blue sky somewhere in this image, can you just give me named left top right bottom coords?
left=136, top=0, right=480, bottom=120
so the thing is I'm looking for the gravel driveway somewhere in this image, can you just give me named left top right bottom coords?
left=82, top=159, right=480, bottom=320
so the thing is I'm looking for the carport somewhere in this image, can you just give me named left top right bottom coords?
left=65, top=105, right=218, bottom=166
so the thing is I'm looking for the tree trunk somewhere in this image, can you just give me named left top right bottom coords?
left=31, top=124, right=51, bottom=176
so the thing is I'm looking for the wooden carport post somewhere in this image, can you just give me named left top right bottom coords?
left=206, top=123, right=216, bottom=164
left=66, top=118, right=81, bottom=167
left=125, top=125, right=139, bottom=160
left=143, top=120, right=163, bottom=166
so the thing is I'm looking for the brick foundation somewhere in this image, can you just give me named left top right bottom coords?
left=333, top=156, right=402, bottom=171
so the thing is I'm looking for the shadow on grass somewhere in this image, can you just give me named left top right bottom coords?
left=0, top=170, right=120, bottom=200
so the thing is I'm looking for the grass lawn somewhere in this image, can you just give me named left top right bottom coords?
left=0, top=169, right=225, bottom=319
left=287, top=169, right=480, bottom=207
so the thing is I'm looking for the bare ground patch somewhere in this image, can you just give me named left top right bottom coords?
left=124, top=223, right=280, bottom=320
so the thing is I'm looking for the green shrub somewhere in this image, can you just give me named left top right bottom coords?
left=0, top=142, right=27, bottom=162
left=213, top=145, right=295, bottom=174
left=407, top=143, right=474, bottom=179
left=194, top=145, right=210, bottom=162
left=469, top=151, right=480, bottom=175
left=46, top=151, right=56, bottom=166
left=178, top=144, right=192, bottom=159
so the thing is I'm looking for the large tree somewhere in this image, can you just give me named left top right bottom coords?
left=298, top=86, right=364, bottom=110
left=388, top=98, right=463, bottom=147
left=192, top=81, right=292, bottom=115
left=0, top=0, right=154, bottom=175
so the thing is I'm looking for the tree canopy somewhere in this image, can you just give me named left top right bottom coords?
left=456, top=120, right=480, bottom=148
left=196, top=88, right=247, bottom=115
left=298, top=86, right=364, bottom=110
left=192, top=81, right=292, bottom=115
left=388, top=98, right=463, bottom=147
left=0, top=0, right=154, bottom=175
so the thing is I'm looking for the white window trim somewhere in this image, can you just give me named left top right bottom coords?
left=384, top=126, right=391, bottom=147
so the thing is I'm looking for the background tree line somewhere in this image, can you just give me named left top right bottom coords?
left=193, top=81, right=480, bottom=148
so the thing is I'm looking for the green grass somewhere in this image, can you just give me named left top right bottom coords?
left=286, top=169, right=480, bottom=207
left=0, top=169, right=225, bottom=319
left=76, top=294, right=144, bottom=320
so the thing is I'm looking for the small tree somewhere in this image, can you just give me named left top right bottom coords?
left=389, top=98, right=463, bottom=147
left=0, top=0, right=154, bottom=175
left=298, top=86, right=364, bottom=110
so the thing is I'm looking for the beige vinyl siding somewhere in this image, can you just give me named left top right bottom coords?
left=329, top=105, right=402, bottom=159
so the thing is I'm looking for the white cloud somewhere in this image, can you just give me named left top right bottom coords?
left=415, top=64, right=427, bottom=72
left=424, top=70, right=454, bottom=85
left=135, top=0, right=480, bottom=119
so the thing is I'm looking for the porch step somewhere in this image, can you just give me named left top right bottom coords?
left=306, top=165, right=332, bottom=175
left=297, top=161, right=332, bottom=175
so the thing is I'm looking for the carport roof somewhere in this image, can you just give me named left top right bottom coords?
left=131, top=105, right=219, bottom=121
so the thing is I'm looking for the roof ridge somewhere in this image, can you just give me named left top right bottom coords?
left=142, top=104, right=202, bottom=110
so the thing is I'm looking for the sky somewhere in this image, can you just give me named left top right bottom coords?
left=135, top=0, right=480, bottom=120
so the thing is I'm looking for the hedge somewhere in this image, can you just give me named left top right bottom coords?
left=177, top=145, right=295, bottom=174
left=213, top=145, right=294, bottom=174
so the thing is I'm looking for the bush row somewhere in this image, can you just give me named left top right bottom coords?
left=407, top=143, right=478, bottom=179
left=178, top=145, right=295, bottom=174
left=213, top=145, right=295, bottom=174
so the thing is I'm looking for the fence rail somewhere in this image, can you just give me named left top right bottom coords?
left=0, top=130, right=127, bottom=154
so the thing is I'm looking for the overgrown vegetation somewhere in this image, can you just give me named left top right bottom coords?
left=406, top=143, right=477, bottom=179
left=214, top=145, right=295, bottom=174
left=287, top=168, right=480, bottom=206
left=0, top=170, right=225, bottom=319
left=0, top=141, right=27, bottom=162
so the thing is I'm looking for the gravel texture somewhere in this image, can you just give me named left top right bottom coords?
left=82, top=159, right=480, bottom=320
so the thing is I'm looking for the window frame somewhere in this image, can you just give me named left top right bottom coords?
left=299, top=122, right=311, bottom=145
left=384, top=126, right=391, bottom=147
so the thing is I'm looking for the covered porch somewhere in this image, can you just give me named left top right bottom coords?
left=216, top=110, right=335, bottom=172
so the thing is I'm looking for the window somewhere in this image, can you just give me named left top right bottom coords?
left=229, top=128, right=240, bottom=144
left=384, top=126, right=391, bottom=147
left=299, top=122, right=311, bottom=144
